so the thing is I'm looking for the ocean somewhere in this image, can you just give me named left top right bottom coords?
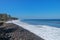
left=21, top=19, right=60, bottom=28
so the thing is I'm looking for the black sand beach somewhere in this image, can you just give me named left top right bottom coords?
left=0, top=23, right=44, bottom=40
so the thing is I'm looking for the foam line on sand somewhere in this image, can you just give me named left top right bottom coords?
left=6, top=20, right=60, bottom=40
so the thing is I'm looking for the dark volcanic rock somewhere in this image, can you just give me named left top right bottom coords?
left=0, top=23, right=44, bottom=40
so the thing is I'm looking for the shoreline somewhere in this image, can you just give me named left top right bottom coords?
left=0, top=23, right=44, bottom=40
left=6, top=20, right=60, bottom=40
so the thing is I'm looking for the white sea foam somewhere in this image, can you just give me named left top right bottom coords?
left=6, top=20, right=60, bottom=40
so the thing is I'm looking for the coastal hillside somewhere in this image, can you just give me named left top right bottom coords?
left=0, top=13, right=18, bottom=21
left=0, top=13, right=18, bottom=26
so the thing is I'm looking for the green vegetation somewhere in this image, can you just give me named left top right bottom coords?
left=0, top=13, right=18, bottom=25
left=0, top=13, right=18, bottom=21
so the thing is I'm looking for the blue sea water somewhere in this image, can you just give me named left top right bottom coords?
left=21, top=19, right=60, bottom=28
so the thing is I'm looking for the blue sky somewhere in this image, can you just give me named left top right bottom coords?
left=0, top=0, right=60, bottom=19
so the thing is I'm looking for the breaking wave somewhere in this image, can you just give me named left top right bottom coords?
left=6, top=20, right=60, bottom=40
